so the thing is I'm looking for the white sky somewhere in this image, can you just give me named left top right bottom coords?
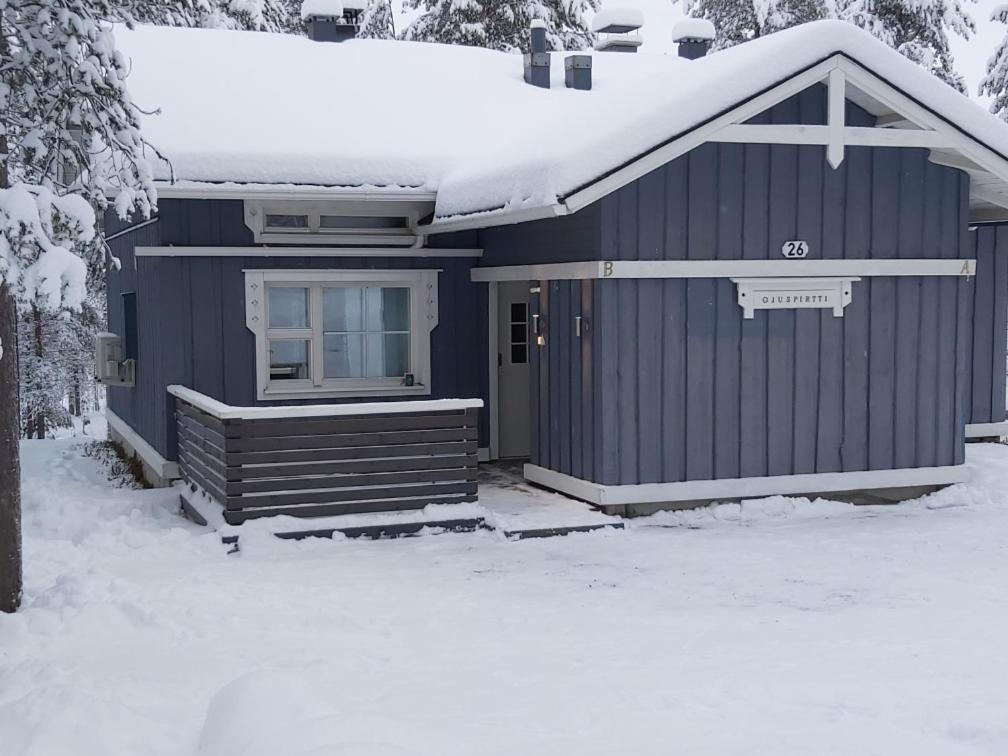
left=390, top=0, right=1005, bottom=104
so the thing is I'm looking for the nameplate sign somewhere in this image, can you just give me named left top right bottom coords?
left=731, top=277, right=858, bottom=319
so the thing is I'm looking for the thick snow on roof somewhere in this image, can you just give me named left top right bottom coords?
left=115, top=21, right=1008, bottom=226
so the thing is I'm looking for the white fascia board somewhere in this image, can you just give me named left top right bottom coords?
left=965, top=421, right=1008, bottom=438
left=106, top=409, right=180, bottom=481
left=524, top=463, right=970, bottom=507
left=471, top=259, right=975, bottom=282
left=136, top=246, right=483, bottom=258
left=167, top=384, right=483, bottom=421
left=420, top=203, right=568, bottom=235
left=155, top=182, right=438, bottom=203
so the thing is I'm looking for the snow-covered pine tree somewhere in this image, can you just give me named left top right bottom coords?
left=131, top=0, right=303, bottom=32
left=689, top=0, right=829, bottom=49
left=403, top=0, right=599, bottom=52
left=979, top=5, right=1008, bottom=116
left=1, top=0, right=159, bottom=612
left=360, top=0, right=395, bottom=39
left=840, top=0, right=975, bottom=92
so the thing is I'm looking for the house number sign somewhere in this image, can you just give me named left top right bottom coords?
left=731, top=277, right=859, bottom=319
left=782, top=240, right=810, bottom=258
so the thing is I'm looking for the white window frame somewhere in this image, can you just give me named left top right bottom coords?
left=245, top=269, right=439, bottom=400
left=243, top=200, right=431, bottom=246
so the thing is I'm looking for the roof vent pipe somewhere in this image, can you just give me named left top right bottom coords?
left=671, top=18, right=716, bottom=59
left=301, top=0, right=363, bottom=42
left=524, top=19, right=551, bottom=88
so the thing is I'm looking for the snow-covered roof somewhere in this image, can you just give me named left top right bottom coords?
left=114, top=21, right=1008, bottom=229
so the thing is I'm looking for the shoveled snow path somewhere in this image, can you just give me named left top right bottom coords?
left=2, top=438, right=1008, bottom=755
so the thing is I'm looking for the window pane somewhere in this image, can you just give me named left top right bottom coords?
left=265, top=214, right=308, bottom=229
left=319, top=215, right=408, bottom=230
left=269, top=340, right=310, bottom=380
left=365, top=333, right=410, bottom=378
left=510, top=323, right=527, bottom=344
left=323, top=334, right=364, bottom=379
left=268, top=287, right=309, bottom=329
left=510, top=302, right=527, bottom=323
left=323, top=287, right=364, bottom=332
left=511, top=344, right=528, bottom=365
left=364, top=287, right=410, bottom=332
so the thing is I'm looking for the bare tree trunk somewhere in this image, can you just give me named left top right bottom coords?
left=0, top=282, right=22, bottom=613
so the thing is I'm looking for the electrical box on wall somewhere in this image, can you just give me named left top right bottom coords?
left=95, top=332, right=135, bottom=387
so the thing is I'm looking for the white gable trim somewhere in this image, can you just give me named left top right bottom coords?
left=560, top=55, right=842, bottom=215
left=561, top=54, right=1008, bottom=217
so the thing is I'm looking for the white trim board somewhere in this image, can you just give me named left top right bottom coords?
left=137, top=246, right=483, bottom=258
left=155, top=183, right=437, bottom=203
left=106, top=409, right=180, bottom=482
left=965, top=421, right=1008, bottom=438
left=524, top=463, right=970, bottom=507
left=472, top=258, right=976, bottom=282
left=167, top=384, right=483, bottom=421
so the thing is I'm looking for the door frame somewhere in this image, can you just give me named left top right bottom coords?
left=488, top=281, right=500, bottom=460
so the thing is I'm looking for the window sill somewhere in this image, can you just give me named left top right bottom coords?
left=258, top=384, right=432, bottom=402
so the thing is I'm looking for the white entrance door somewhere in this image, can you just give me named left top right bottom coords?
left=497, top=281, right=531, bottom=459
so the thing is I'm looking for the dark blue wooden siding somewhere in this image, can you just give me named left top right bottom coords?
left=966, top=224, right=1008, bottom=426
left=106, top=202, right=487, bottom=460
left=528, top=88, right=973, bottom=484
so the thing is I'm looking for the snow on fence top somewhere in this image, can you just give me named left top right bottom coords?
left=671, top=18, right=716, bottom=41
left=114, top=21, right=1008, bottom=227
left=299, top=0, right=344, bottom=21
left=591, top=7, right=645, bottom=33
left=167, top=385, right=483, bottom=420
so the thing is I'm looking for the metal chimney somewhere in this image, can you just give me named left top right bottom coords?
left=524, top=20, right=551, bottom=88
left=302, top=0, right=363, bottom=42
left=671, top=19, right=716, bottom=59
left=565, top=55, right=592, bottom=90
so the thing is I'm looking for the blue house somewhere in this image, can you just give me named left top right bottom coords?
left=101, top=14, right=1008, bottom=523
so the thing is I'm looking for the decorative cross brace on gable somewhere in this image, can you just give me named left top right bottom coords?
left=708, top=65, right=957, bottom=168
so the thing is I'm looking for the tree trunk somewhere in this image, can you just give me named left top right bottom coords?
left=29, top=306, right=45, bottom=439
left=0, top=282, right=23, bottom=613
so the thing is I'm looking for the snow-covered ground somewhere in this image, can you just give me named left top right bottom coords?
left=2, top=438, right=1008, bottom=755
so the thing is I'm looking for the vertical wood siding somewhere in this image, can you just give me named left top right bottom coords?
left=966, top=224, right=1008, bottom=426
left=105, top=201, right=487, bottom=460
left=528, top=86, right=973, bottom=485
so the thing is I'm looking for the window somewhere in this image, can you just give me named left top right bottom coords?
left=244, top=200, right=431, bottom=246
left=121, top=292, right=138, bottom=361
left=246, top=269, right=439, bottom=400
left=509, top=302, right=528, bottom=365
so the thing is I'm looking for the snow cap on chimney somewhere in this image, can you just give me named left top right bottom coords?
left=301, top=0, right=343, bottom=21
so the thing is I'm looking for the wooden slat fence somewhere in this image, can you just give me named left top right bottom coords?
left=171, top=388, right=481, bottom=525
